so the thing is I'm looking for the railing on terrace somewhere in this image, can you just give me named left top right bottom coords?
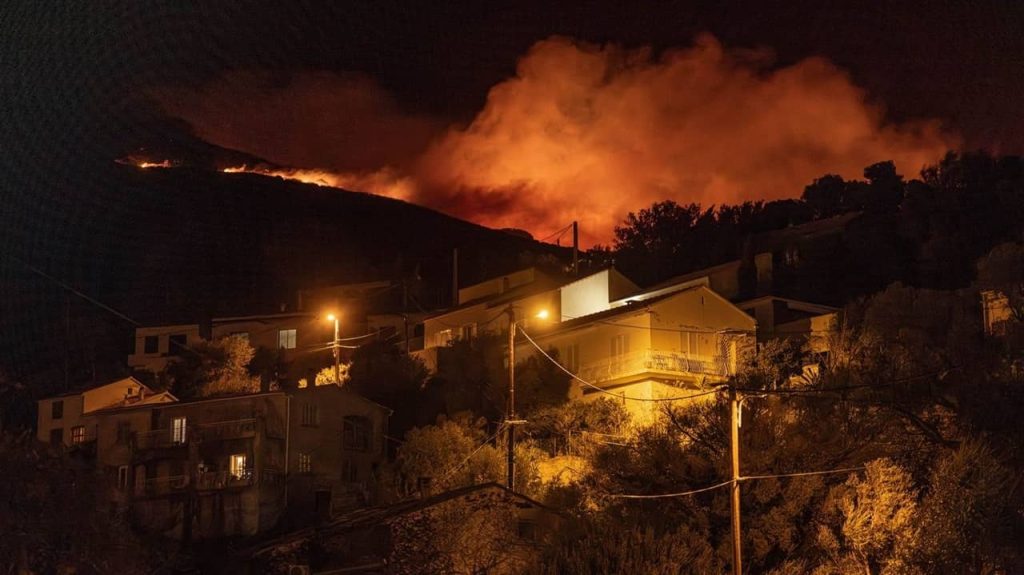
left=135, top=474, right=189, bottom=496
left=193, top=418, right=257, bottom=441
left=576, top=349, right=731, bottom=384
left=195, top=469, right=255, bottom=490
left=133, top=418, right=259, bottom=450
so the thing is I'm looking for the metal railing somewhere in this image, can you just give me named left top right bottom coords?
left=576, top=348, right=732, bottom=384
left=134, top=429, right=188, bottom=450
left=193, top=418, right=257, bottom=441
left=195, top=469, right=254, bottom=490
left=135, top=474, right=189, bottom=496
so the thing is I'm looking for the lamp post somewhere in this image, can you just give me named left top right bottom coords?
left=327, top=313, right=340, bottom=385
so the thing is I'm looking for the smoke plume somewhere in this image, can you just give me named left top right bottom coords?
left=160, top=35, right=958, bottom=245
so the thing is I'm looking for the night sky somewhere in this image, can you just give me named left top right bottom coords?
left=3, top=0, right=1023, bottom=243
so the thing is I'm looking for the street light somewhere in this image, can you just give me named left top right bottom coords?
left=326, top=313, right=340, bottom=386
left=506, top=307, right=550, bottom=491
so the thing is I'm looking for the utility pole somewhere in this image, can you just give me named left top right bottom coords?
left=572, top=221, right=579, bottom=277
left=729, top=382, right=743, bottom=575
left=506, top=308, right=517, bottom=490
left=329, top=314, right=341, bottom=385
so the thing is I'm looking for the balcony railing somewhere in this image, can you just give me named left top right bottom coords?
left=134, top=429, right=188, bottom=450
left=195, top=469, right=255, bottom=490
left=577, top=349, right=732, bottom=384
left=193, top=418, right=257, bottom=442
left=135, top=474, right=189, bottom=496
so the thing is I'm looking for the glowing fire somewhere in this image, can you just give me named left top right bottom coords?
left=116, top=156, right=176, bottom=169
left=220, top=164, right=415, bottom=201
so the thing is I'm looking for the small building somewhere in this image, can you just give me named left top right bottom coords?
left=736, top=296, right=840, bottom=353
left=37, top=380, right=391, bottom=541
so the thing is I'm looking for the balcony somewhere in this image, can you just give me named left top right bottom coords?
left=135, top=474, right=189, bottom=497
left=134, top=429, right=188, bottom=451
left=195, top=469, right=255, bottom=490
left=577, top=349, right=732, bottom=385
left=194, top=418, right=257, bottom=442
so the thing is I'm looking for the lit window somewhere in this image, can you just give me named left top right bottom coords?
left=51, top=400, right=63, bottom=420
left=437, top=329, right=453, bottom=347
left=278, top=329, right=297, bottom=349
left=302, top=403, right=319, bottom=426
left=343, top=416, right=371, bottom=451
left=71, top=425, right=86, bottom=445
left=230, top=454, right=247, bottom=479
left=298, top=452, right=312, bottom=473
left=171, top=416, right=187, bottom=444
left=117, top=465, right=129, bottom=490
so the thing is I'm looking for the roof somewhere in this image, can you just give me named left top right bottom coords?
left=751, top=212, right=861, bottom=250
left=736, top=295, right=839, bottom=315
left=248, top=482, right=556, bottom=559
left=642, top=259, right=743, bottom=295
left=43, top=376, right=154, bottom=401
left=289, top=384, right=394, bottom=415
left=212, top=312, right=315, bottom=323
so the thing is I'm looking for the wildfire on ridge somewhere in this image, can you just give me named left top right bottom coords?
left=220, top=164, right=415, bottom=201
left=116, top=156, right=176, bottom=169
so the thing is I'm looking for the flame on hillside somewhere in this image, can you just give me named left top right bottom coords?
left=116, top=156, right=176, bottom=169
left=220, top=164, right=415, bottom=201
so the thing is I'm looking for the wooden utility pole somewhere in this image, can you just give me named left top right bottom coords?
left=572, top=221, right=579, bottom=277
left=729, top=382, right=743, bottom=575
left=506, top=312, right=517, bottom=490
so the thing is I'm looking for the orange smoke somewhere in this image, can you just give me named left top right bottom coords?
left=160, top=35, right=958, bottom=246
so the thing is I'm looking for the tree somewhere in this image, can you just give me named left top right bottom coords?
left=164, top=334, right=259, bottom=399
left=347, top=339, right=430, bottom=435
left=312, top=363, right=351, bottom=387
left=0, top=432, right=154, bottom=573
left=802, top=174, right=847, bottom=218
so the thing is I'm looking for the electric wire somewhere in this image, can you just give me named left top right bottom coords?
left=518, top=327, right=727, bottom=403
left=609, top=466, right=866, bottom=499
left=436, top=423, right=507, bottom=484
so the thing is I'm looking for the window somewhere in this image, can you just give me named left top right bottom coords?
left=143, top=335, right=158, bottom=354
left=171, top=416, right=187, bottom=444
left=460, top=323, right=476, bottom=341
left=301, top=403, right=319, bottom=426
left=168, top=333, right=187, bottom=356
left=298, top=452, right=312, bottom=473
left=51, top=400, right=63, bottom=420
left=278, top=329, right=297, bottom=349
left=437, top=329, right=453, bottom=347
left=610, top=334, right=629, bottom=357
left=341, top=459, right=358, bottom=482
left=117, top=466, right=129, bottom=490
left=565, top=343, right=580, bottom=374
left=116, top=421, right=132, bottom=444
left=343, top=416, right=371, bottom=451
left=682, top=331, right=700, bottom=356
left=230, top=454, right=248, bottom=479
left=71, top=425, right=86, bottom=445
left=49, top=428, right=63, bottom=446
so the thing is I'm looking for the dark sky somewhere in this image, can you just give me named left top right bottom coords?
left=1, top=0, right=1023, bottom=244
left=4, top=1, right=1022, bottom=150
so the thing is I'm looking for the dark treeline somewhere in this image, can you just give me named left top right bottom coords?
left=608, top=152, right=1024, bottom=304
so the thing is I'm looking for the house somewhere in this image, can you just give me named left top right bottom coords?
left=248, top=482, right=562, bottom=575
left=519, top=284, right=757, bottom=424
left=414, top=267, right=638, bottom=371
left=127, top=312, right=334, bottom=384
left=37, top=381, right=391, bottom=540
left=736, top=296, right=839, bottom=353
left=36, top=376, right=176, bottom=449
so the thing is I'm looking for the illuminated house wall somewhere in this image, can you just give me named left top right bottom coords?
left=520, top=285, right=756, bottom=425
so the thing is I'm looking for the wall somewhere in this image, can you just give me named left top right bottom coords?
left=128, top=324, right=202, bottom=372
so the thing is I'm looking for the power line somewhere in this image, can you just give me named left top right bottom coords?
left=518, top=327, right=726, bottom=403
left=436, top=423, right=507, bottom=484
left=610, top=479, right=734, bottom=499
left=608, top=466, right=866, bottom=499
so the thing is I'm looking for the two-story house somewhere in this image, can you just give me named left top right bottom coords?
left=518, top=284, right=757, bottom=424
left=38, top=381, right=391, bottom=540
